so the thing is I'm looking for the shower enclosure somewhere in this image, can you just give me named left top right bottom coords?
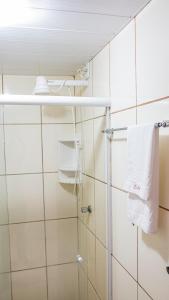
left=0, top=76, right=111, bottom=300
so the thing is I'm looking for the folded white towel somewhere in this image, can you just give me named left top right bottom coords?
left=124, top=124, right=159, bottom=234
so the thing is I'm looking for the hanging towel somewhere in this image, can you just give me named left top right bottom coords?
left=124, top=124, right=159, bottom=234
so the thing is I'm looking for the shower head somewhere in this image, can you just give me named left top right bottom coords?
left=34, top=76, right=50, bottom=95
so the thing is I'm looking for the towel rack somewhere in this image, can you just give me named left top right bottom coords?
left=102, top=120, right=169, bottom=135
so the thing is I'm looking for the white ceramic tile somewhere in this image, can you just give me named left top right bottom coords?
left=4, top=106, right=41, bottom=124
left=42, top=124, right=74, bottom=172
left=46, top=218, right=77, bottom=265
left=95, top=180, right=107, bottom=247
left=78, top=265, right=88, bottom=300
left=138, top=208, right=169, bottom=300
left=0, top=273, right=11, bottom=300
left=42, top=106, right=73, bottom=124
left=93, top=45, right=110, bottom=118
left=111, top=108, right=136, bottom=189
left=0, top=176, right=8, bottom=225
left=12, top=268, right=47, bottom=300
left=137, top=99, right=169, bottom=209
left=96, top=239, right=107, bottom=300
left=0, top=226, right=10, bottom=273
left=94, top=116, right=106, bottom=182
left=0, top=106, right=3, bottom=125
left=5, top=125, right=42, bottom=174
left=78, top=220, right=87, bottom=272
left=112, top=258, right=137, bottom=300
left=87, top=229, right=96, bottom=288
left=0, top=126, right=5, bottom=175
left=10, top=222, right=46, bottom=271
left=47, top=263, right=78, bottom=300
left=83, top=120, right=94, bottom=177
left=75, top=122, right=84, bottom=173
left=82, top=175, right=95, bottom=233
left=138, top=286, right=152, bottom=300
left=3, top=75, right=36, bottom=95
left=112, top=188, right=137, bottom=279
left=88, top=281, right=99, bottom=300
left=110, top=20, right=136, bottom=111
left=136, top=0, right=169, bottom=103
left=44, top=173, right=77, bottom=219
left=7, top=174, right=44, bottom=223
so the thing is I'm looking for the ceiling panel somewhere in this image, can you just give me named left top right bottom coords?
left=0, top=0, right=151, bottom=75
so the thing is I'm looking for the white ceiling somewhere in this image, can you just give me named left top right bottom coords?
left=0, top=0, right=151, bottom=75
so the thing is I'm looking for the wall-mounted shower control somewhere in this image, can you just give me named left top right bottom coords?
left=81, top=205, right=92, bottom=214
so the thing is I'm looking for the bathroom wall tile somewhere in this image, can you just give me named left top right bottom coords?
left=46, top=218, right=77, bottom=265
left=75, top=122, right=84, bottom=173
left=12, top=268, right=47, bottom=300
left=83, top=175, right=95, bottom=234
left=0, top=273, right=11, bottom=300
left=7, top=174, right=44, bottom=223
left=87, top=229, right=96, bottom=288
left=138, top=286, right=152, bottom=300
left=111, top=108, right=136, bottom=189
left=112, top=258, right=137, bottom=300
left=3, top=75, right=41, bottom=124
left=83, top=120, right=94, bottom=177
left=94, top=116, right=106, bottom=182
left=0, top=106, right=3, bottom=125
left=88, top=281, right=99, bottom=300
left=110, top=20, right=136, bottom=111
left=138, top=208, right=169, bottom=300
left=78, top=220, right=87, bottom=272
left=77, top=181, right=83, bottom=221
left=136, top=0, right=169, bottom=103
left=93, top=45, right=109, bottom=118
left=10, top=222, right=46, bottom=271
left=0, top=226, right=10, bottom=273
left=112, top=188, right=137, bottom=279
left=95, top=180, right=107, bottom=247
left=78, top=265, right=88, bottom=300
left=42, top=106, right=73, bottom=124
left=42, top=124, right=74, bottom=172
left=137, top=99, right=169, bottom=209
left=47, top=263, right=78, bottom=300
left=44, top=173, right=77, bottom=219
left=5, top=125, right=42, bottom=174
left=96, top=239, right=107, bottom=300
left=0, top=176, right=9, bottom=225
left=0, top=126, right=5, bottom=175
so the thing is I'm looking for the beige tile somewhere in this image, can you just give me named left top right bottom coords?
left=83, top=120, right=94, bottom=177
left=0, top=106, right=3, bottom=125
left=77, top=181, right=83, bottom=221
left=112, top=258, right=137, bottom=300
left=42, top=106, right=73, bottom=124
left=0, top=126, right=5, bottom=175
left=96, top=239, right=107, bottom=300
left=136, top=0, right=169, bottom=103
left=78, top=220, right=87, bottom=272
left=7, top=174, right=44, bottom=223
left=46, top=218, right=77, bottom=265
left=12, top=268, right=47, bottom=300
left=94, top=116, right=106, bottom=182
left=10, top=222, right=46, bottom=271
left=78, top=265, right=88, bottom=300
left=83, top=175, right=95, bottom=233
left=93, top=45, right=109, bottom=118
left=112, top=188, right=137, bottom=279
left=5, top=125, right=42, bottom=174
left=137, top=99, right=169, bottom=209
left=138, top=286, right=152, bottom=300
left=0, top=176, right=9, bottom=225
left=87, top=229, right=96, bottom=288
left=44, top=173, right=77, bottom=219
left=0, top=226, right=10, bottom=273
left=3, top=75, right=36, bottom=95
left=111, top=108, right=136, bottom=189
left=88, top=281, right=99, bottom=300
left=4, top=106, right=41, bottom=124
left=95, top=180, right=107, bottom=247
left=76, top=122, right=84, bottom=173
left=0, top=273, right=11, bottom=300
left=138, top=208, right=169, bottom=300
left=47, top=263, right=78, bottom=300
left=42, top=124, right=74, bottom=172
left=110, top=20, right=136, bottom=111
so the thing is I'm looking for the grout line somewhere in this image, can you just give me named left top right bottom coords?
left=159, top=206, right=169, bottom=212
left=3, top=122, right=74, bottom=125
left=0, top=217, right=78, bottom=227
left=112, top=255, right=138, bottom=284
left=11, top=261, right=76, bottom=273
left=82, top=172, right=107, bottom=185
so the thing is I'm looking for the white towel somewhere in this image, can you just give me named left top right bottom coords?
left=124, top=124, right=159, bottom=234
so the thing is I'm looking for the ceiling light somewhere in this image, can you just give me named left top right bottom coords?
left=34, top=76, right=50, bottom=95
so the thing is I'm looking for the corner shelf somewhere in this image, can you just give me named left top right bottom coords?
left=58, top=139, right=81, bottom=184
